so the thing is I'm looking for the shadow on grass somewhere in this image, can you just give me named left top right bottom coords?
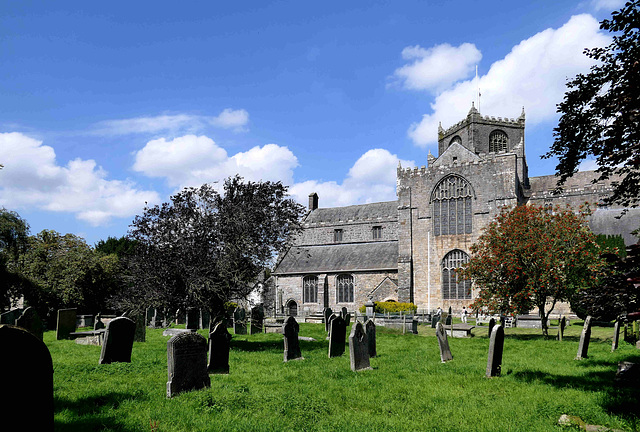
left=55, top=391, right=143, bottom=432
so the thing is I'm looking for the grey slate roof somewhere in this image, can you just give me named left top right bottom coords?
left=273, top=241, right=398, bottom=275
left=305, top=201, right=397, bottom=224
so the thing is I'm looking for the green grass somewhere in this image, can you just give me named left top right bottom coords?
left=48, top=321, right=640, bottom=431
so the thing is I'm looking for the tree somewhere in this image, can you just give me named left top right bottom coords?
left=464, top=204, right=608, bottom=336
left=95, top=236, right=138, bottom=258
left=545, top=1, right=640, bottom=209
left=0, top=209, right=31, bottom=309
left=123, top=176, right=304, bottom=317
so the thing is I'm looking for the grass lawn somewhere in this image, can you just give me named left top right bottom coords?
left=48, top=320, right=640, bottom=431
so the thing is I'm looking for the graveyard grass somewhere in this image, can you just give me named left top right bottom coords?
left=48, top=321, right=639, bottom=432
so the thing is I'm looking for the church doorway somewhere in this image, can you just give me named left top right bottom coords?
left=286, top=300, right=298, bottom=316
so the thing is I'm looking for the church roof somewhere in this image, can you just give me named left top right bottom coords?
left=273, top=241, right=398, bottom=275
left=304, top=201, right=397, bottom=225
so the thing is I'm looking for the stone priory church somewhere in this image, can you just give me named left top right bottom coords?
left=272, top=105, right=639, bottom=316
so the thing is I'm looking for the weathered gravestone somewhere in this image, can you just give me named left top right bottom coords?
left=615, top=361, right=640, bottom=386
left=486, top=324, right=504, bottom=377
left=349, top=321, right=371, bottom=371
left=365, top=319, right=376, bottom=357
left=344, top=312, right=352, bottom=326
left=326, top=313, right=338, bottom=340
left=15, top=306, right=44, bottom=340
left=488, top=317, right=496, bottom=338
left=323, top=307, right=333, bottom=332
left=340, top=307, right=348, bottom=320
left=167, top=332, right=210, bottom=398
left=612, top=319, right=621, bottom=352
left=328, top=315, right=347, bottom=358
left=0, top=325, right=54, bottom=431
left=250, top=305, right=264, bottom=334
left=436, top=321, right=453, bottom=362
left=233, top=307, right=247, bottom=335
left=186, top=308, right=200, bottom=330
left=557, top=316, right=566, bottom=341
left=99, top=317, right=136, bottom=364
left=208, top=321, right=232, bottom=373
left=200, top=310, right=211, bottom=331
left=134, top=313, right=146, bottom=342
left=56, top=308, right=77, bottom=340
left=575, top=316, right=593, bottom=360
left=283, top=316, right=303, bottom=362
left=431, top=314, right=439, bottom=328
left=445, top=307, right=452, bottom=325
left=0, top=308, right=23, bottom=325
left=94, top=313, right=105, bottom=330
left=148, top=308, right=163, bottom=329
left=364, top=301, right=374, bottom=318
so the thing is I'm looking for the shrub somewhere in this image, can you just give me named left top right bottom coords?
left=358, top=301, right=417, bottom=314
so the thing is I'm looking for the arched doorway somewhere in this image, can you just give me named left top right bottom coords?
left=286, top=299, right=298, bottom=317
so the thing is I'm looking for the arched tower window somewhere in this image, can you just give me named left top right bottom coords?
left=336, top=274, right=354, bottom=303
left=303, top=275, right=318, bottom=303
left=442, top=250, right=472, bottom=300
left=432, top=175, right=473, bottom=236
left=489, top=130, right=508, bottom=152
left=449, top=136, right=462, bottom=147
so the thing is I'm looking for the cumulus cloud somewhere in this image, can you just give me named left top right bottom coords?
left=591, top=0, right=624, bottom=11
left=393, top=43, right=482, bottom=93
left=405, top=14, right=611, bottom=147
left=91, top=108, right=249, bottom=136
left=133, top=135, right=298, bottom=188
left=0, top=132, right=160, bottom=226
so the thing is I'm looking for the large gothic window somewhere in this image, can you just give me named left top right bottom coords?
left=442, top=250, right=472, bottom=300
left=489, top=130, right=508, bottom=152
left=303, top=275, right=318, bottom=303
left=336, top=274, right=354, bottom=303
left=432, top=175, right=473, bottom=236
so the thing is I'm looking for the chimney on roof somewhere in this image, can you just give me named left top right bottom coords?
left=308, top=192, right=318, bottom=211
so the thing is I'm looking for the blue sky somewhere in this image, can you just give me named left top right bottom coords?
left=0, top=0, right=623, bottom=245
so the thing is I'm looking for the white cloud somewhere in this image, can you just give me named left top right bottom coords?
left=578, top=159, right=599, bottom=171
left=405, top=14, right=611, bottom=147
left=91, top=108, right=249, bottom=136
left=0, top=132, right=160, bottom=226
left=393, top=43, right=482, bottom=93
left=591, top=0, right=624, bottom=11
left=133, top=135, right=298, bottom=188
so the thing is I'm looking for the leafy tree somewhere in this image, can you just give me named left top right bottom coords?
left=0, top=209, right=31, bottom=309
left=465, top=204, right=608, bottom=336
left=95, top=236, right=138, bottom=258
left=122, top=176, right=304, bottom=317
left=545, top=1, right=640, bottom=209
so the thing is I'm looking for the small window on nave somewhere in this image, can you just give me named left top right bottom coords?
left=336, top=274, right=354, bottom=303
left=432, top=175, right=473, bottom=236
left=441, top=249, right=472, bottom=300
left=489, top=130, right=508, bottom=152
left=303, top=275, right=318, bottom=303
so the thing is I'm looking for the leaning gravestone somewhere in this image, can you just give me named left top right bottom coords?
left=557, top=316, right=566, bottom=341
left=167, top=332, right=210, bottom=398
left=134, top=313, right=146, bottom=342
left=575, top=316, right=593, bottom=360
left=233, top=307, right=247, bottom=335
left=15, top=306, right=44, bottom=340
left=349, top=321, right=371, bottom=371
left=328, top=315, right=347, bottom=358
left=283, top=316, right=302, bottom=362
left=436, top=322, right=453, bottom=362
left=488, top=317, right=496, bottom=338
left=323, top=307, right=333, bottom=332
left=0, top=308, right=23, bottom=325
left=99, top=317, right=136, bottom=364
left=365, top=319, right=376, bottom=357
left=250, top=305, right=264, bottom=334
left=56, top=308, right=77, bottom=340
left=94, top=313, right=105, bottom=330
left=0, top=325, right=54, bottom=431
left=612, top=319, right=621, bottom=352
left=208, top=321, right=232, bottom=373
left=486, top=324, right=505, bottom=377
left=327, top=313, right=338, bottom=339
left=186, top=308, right=200, bottom=330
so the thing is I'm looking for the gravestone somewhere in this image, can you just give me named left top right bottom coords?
left=99, top=317, right=136, bottom=364
left=344, top=312, right=352, bottom=326
left=146, top=307, right=154, bottom=326
left=283, top=316, right=303, bottom=362
left=15, top=306, right=44, bottom=340
left=0, top=308, right=22, bottom=325
left=167, top=332, right=210, bottom=398
left=94, top=313, right=105, bottom=330
left=436, top=322, right=453, bottom=362
left=486, top=324, right=504, bottom=377
left=575, top=316, right=593, bottom=360
left=612, top=319, right=621, bottom=352
left=186, top=308, right=200, bottom=330
left=233, top=307, right=247, bottom=335
left=488, top=317, right=496, bottom=338
left=323, top=307, right=333, bottom=332
left=431, top=315, right=439, bottom=328
left=328, top=315, right=347, bottom=358
left=364, top=301, right=374, bottom=318
left=500, top=315, right=506, bottom=328
left=200, top=310, right=211, bottom=331
left=56, top=308, right=77, bottom=340
left=327, top=313, right=338, bottom=339
left=134, top=313, right=146, bottom=342
left=445, top=307, right=452, bottom=325
left=340, top=307, right=348, bottom=319
left=250, top=305, right=264, bottom=334
left=557, top=316, right=566, bottom=341
left=207, top=321, right=232, bottom=373
left=149, top=308, right=163, bottom=329
left=349, top=321, right=371, bottom=371
left=0, top=325, right=54, bottom=431
left=365, top=319, right=376, bottom=357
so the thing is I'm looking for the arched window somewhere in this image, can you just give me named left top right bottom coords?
left=449, top=136, right=462, bottom=147
left=336, top=274, right=354, bottom=303
left=303, top=275, right=318, bottom=303
left=489, top=130, right=508, bottom=152
left=442, top=250, right=472, bottom=300
left=286, top=300, right=298, bottom=316
left=432, top=175, right=473, bottom=236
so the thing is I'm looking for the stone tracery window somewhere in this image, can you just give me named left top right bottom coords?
left=449, top=136, right=462, bottom=147
left=442, top=249, right=472, bottom=300
left=303, top=275, right=318, bottom=303
left=336, top=274, right=354, bottom=303
left=489, top=130, right=508, bottom=152
left=432, top=175, right=473, bottom=236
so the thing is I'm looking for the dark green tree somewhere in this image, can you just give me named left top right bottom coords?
left=0, top=209, right=31, bottom=309
left=545, top=1, right=640, bottom=208
left=95, top=236, right=137, bottom=258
